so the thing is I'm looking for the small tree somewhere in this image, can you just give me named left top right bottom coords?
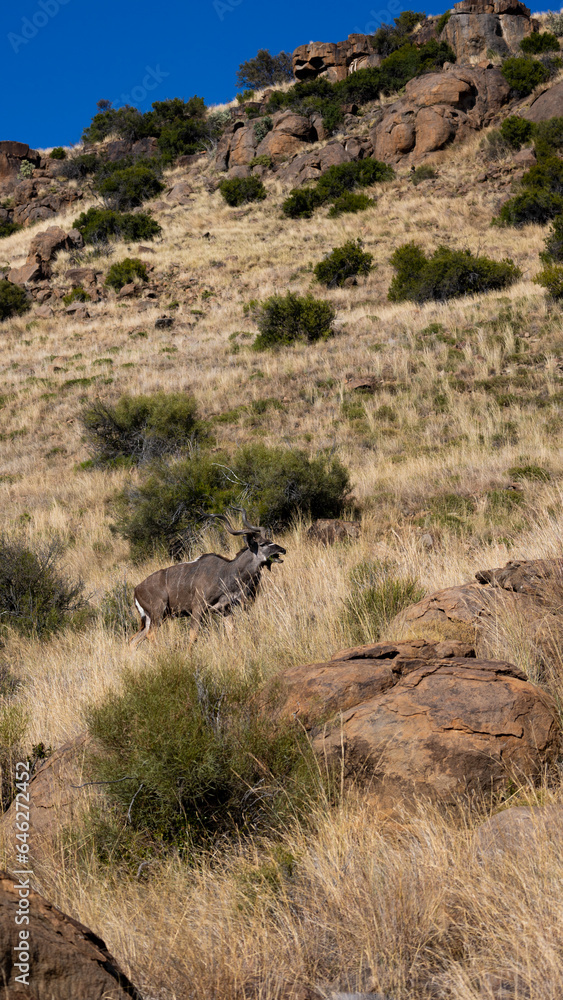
left=82, top=392, right=202, bottom=465
left=236, top=49, right=294, bottom=90
left=314, top=239, right=374, bottom=287
left=388, top=243, right=522, bottom=302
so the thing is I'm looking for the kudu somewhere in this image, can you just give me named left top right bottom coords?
left=130, top=509, right=286, bottom=648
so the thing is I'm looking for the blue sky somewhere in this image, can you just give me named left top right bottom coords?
left=3, top=0, right=480, bottom=149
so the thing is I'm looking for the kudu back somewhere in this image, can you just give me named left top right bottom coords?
left=130, top=510, right=286, bottom=648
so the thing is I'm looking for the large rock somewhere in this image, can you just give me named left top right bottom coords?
left=7, top=262, right=45, bottom=285
left=28, top=226, right=84, bottom=265
left=475, top=803, right=563, bottom=856
left=293, top=34, right=379, bottom=82
left=0, top=141, right=41, bottom=187
left=216, top=111, right=318, bottom=170
left=0, top=736, right=93, bottom=860
left=371, top=65, right=510, bottom=164
left=0, top=871, right=142, bottom=999
left=475, top=557, right=563, bottom=594
left=443, top=0, right=534, bottom=63
left=522, top=80, right=563, bottom=123
left=268, top=639, right=560, bottom=805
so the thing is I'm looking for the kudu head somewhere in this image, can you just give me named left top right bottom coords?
left=211, top=508, right=286, bottom=569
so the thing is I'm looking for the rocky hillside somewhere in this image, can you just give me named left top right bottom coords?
left=2, top=4, right=563, bottom=999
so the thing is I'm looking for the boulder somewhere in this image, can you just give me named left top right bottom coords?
left=0, top=871, right=142, bottom=999
left=475, top=803, right=563, bottom=856
left=475, top=557, right=563, bottom=594
left=267, top=639, right=560, bottom=804
left=255, top=130, right=309, bottom=161
left=522, top=80, right=563, bottom=123
left=7, top=263, right=45, bottom=285
left=307, top=519, right=361, bottom=545
left=228, top=125, right=260, bottom=167
left=165, top=180, right=193, bottom=205
left=27, top=226, right=83, bottom=266
left=292, top=34, right=376, bottom=82
left=65, top=267, right=101, bottom=288
left=443, top=0, right=533, bottom=63
left=0, top=736, right=91, bottom=856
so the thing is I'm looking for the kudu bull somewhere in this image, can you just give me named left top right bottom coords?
left=130, top=509, right=286, bottom=648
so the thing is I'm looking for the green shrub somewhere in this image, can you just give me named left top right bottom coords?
left=85, top=653, right=320, bottom=859
left=0, top=704, right=30, bottom=812
left=540, top=213, right=563, bottom=261
left=72, top=207, right=161, bottom=245
left=62, top=286, right=90, bottom=306
left=113, top=444, right=351, bottom=558
left=428, top=493, right=475, bottom=533
left=501, top=56, right=550, bottom=96
left=388, top=242, right=522, bottom=303
left=411, top=164, right=437, bottom=185
left=372, top=11, right=426, bottom=56
left=82, top=96, right=209, bottom=161
left=327, top=192, right=374, bottom=217
left=59, top=152, right=100, bottom=179
left=281, top=187, right=322, bottom=219
left=0, top=280, right=30, bottom=322
left=508, top=463, right=551, bottom=481
left=340, top=560, right=425, bottom=645
left=314, top=239, right=374, bottom=287
left=19, top=160, right=34, bottom=179
left=219, top=176, right=267, bottom=207
left=96, top=162, right=164, bottom=210
left=236, top=49, right=294, bottom=89
left=334, top=67, right=382, bottom=104
left=250, top=154, right=273, bottom=168
left=49, top=146, right=66, bottom=159
left=534, top=116, right=563, bottom=157
left=237, top=89, right=256, bottom=104
left=495, top=188, right=563, bottom=226
left=105, top=257, right=148, bottom=291
left=251, top=291, right=336, bottom=349
left=534, top=261, right=563, bottom=297
left=0, top=537, right=87, bottom=638
left=0, top=220, right=22, bottom=239
left=282, top=159, right=393, bottom=219
left=499, top=115, right=535, bottom=149
left=520, top=31, right=560, bottom=54
left=253, top=117, right=273, bottom=143
left=82, top=391, right=202, bottom=465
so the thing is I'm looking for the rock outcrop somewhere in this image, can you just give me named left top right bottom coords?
left=476, top=803, right=563, bottom=856
left=215, top=110, right=323, bottom=172
left=443, top=0, right=535, bottom=63
left=389, top=558, right=563, bottom=645
left=266, top=638, right=560, bottom=806
left=292, top=34, right=380, bottom=83
left=7, top=226, right=84, bottom=284
left=0, top=871, right=142, bottom=999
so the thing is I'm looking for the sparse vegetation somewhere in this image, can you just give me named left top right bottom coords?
left=341, top=559, right=425, bottom=645
left=388, top=243, right=522, bottom=302
left=314, top=239, right=374, bottom=288
left=250, top=291, right=336, bottom=348
left=219, top=176, right=267, bottom=207
left=0, top=220, right=22, bottom=239
left=410, top=164, right=437, bottom=185
left=282, top=159, right=394, bottom=218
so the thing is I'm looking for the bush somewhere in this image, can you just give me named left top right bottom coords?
left=0, top=220, right=22, bottom=238
left=411, top=164, right=437, bottom=185
left=49, top=146, right=66, bottom=159
left=327, top=192, right=374, bottom=217
left=219, top=176, right=267, bottom=207
left=96, top=162, right=164, bottom=210
left=540, top=213, right=563, bottom=261
left=282, top=159, right=393, bottom=219
left=85, top=653, right=320, bottom=858
left=0, top=537, right=87, bottom=638
left=82, top=96, right=209, bottom=161
left=113, top=444, right=351, bottom=558
left=340, top=560, right=425, bottom=646
left=534, top=261, right=563, bottom=297
left=495, top=188, right=563, bottom=226
left=501, top=56, right=550, bottom=96
left=520, top=31, right=560, bottom=54
left=533, top=116, right=563, bottom=157
left=372, top=11, right=426, bottom=56
left=236, top=49, right=294, bottom=89
left=62, top=286, right=90, bottom=306
left=59, top=152, right=100, bottom=179
left=334, top=67, right=382, bottom=105
left=72, top=207, right=161, bottom=245
left=251, top=291, right=336, bottom=349
left=388, top=242, right=522, bottom=303
left=499, top=115, right=535, bottom=149
left=0, top=280, right=30, bottom=322
left=314, top=239, right=374, bottom=287
left=105, top=257, right=148, bottom=291
left=436, top=10, right=452, bottom=33
left=547, top=11, right=563, bottom=36
left=480, top=128, right=512, bottom=162
left=82, top=391, right=202, bottom=465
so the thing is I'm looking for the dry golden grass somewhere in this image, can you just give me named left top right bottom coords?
left=1, top=109, right=563, bottom=997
